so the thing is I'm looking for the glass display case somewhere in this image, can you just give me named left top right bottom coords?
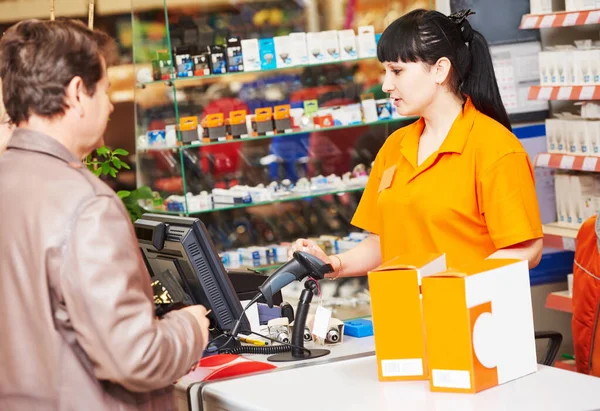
left=130, top=0, right=434, bottom=259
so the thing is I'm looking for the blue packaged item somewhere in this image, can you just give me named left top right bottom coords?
left=344, top=318, right=373, bottom=338
left=147, top=130, right=166, bottom=146
left=259, top=38, right=277, bottom=70
left=375, top=33, right=382, bottom=44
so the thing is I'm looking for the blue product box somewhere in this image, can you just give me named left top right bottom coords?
left=375, top=33, right=382, bottom=44
left=259, top=38, right=277, bottom=71
left=344, top=318, right=373, bottom=338
left=147, top=130, right=166, bottom=146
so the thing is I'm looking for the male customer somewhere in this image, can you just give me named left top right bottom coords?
left=0, top=19, right=210, bottom=410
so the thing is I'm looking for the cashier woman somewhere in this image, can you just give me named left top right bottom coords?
left=291, top=9, right=544, bottom=276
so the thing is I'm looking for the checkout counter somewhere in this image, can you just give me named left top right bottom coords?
left=174, top=331, right=600, bottom=411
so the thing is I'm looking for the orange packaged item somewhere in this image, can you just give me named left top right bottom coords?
left=229, top=110, right=249, bottom=139
left=255, top=107, right=274, bottom=136
left=368, top=254, right=447, bottom=381
left=422, top=259, right=536, bottom=393
left=203, top=113, right=226, bottom=143
left=274, top=105, right=292, bottom=133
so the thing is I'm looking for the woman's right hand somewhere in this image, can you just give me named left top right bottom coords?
left=288, top=238, right=331, bottom=265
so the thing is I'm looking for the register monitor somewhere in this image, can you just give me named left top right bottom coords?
left=134, top=213, right=250, bottom=334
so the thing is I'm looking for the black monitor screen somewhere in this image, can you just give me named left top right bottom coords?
left=135, top=214, right=250, bottom=334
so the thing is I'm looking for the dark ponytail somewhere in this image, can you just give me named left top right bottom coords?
left=377, top=9, right=512, bottom=131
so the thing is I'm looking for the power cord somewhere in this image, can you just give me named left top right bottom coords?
left=218, top=328, right=312, bottom=356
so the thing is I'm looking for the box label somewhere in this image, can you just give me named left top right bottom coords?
left=381, top=359, right=423, bottom=377
left=432, top=369, right=471, bottom=389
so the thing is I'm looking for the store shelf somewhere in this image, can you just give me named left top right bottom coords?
left=99, top=0, right=278, bottom=15
left=542, top=223, right=579, bottom=250
left=554, top=359, right=578, bottom=372
left=534, top=153, right=600, bottom=172
left=243, top=264, right=282, bottom=273
left=143, top=56, right=380, bottom=88
left=528, top=85, right=600, bottom=101
left=545, top=290, right=573, bottom=313
left=138, top=117, right=414, bottom=152
left=520, top=9, right=600, bottom=29
left=148, top=186, right=366, bottom=215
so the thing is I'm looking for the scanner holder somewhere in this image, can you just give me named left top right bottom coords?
left=268, top=278, right=330, bottom=362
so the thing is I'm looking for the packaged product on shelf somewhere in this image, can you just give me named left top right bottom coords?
left=554, top=173, right=569, bottom=224
left=303, top=100, right=319, bottom=117
left=209, top=45, right=227, bottom=75
left=306, top=32, right=325, bottom=64
left=165, top=125, right=177, bottom=147
left=529, top=0, right=566, bottom=14
left=179, top=116, right=200, bottom=144
left=321, top=30, right=340, bottom=62
left=567, top=120, right=578, bottom=154
left=240, top=39, right=261, bottom=72
left=228, top=110, right=249, bottom=139
left=174, top=46, right=194, bottom=78
left=226, top=36, right=244, bottom=73
left=187, top=191, right=212, bottom=212
left=156, top=50, right=172, bottom=81
left=147, top=130, right=166, bottom=146
left=361, top=93, right=379, bottom=123
left=338, top=29, right=358, bottom=61
left=202, top=113, right=227, bottom=143
left=259, top=38, right=276, bottom=70
left=212, top=188, right=252, bottom=205
left=357, top=26, right=377, bottom=59
left=230, top=185, right=272, bottom=203
left=221, top=251, right=242, bottom=269
left=565, top=0, right=597, bottom=11
left=289, top=32, right=308, bottom=65
left=192, top=51, right=211, bottom=77
left=570, top=174, right=599, bottom=225
left=376, top=99, right=392, bottom=120
left=593, top=121, right=600, bottom=154
left=255, top=107, right=275, bottom=136
left=274, top=105, right=293, bottom=133
left=556, top=119, right=566, bottom=153
left=313, top=111, right=335, bottom=128
left=165, top=195, right=186, bottom=212
left=581, top=102, right=600, bottom=119
left=545, top=119, right=557, bottom=153
left=273, top=36, right=293, bottom=68
left=538, top=51, right=551, bottom=86
left=291, top=178, right=311, bottom=194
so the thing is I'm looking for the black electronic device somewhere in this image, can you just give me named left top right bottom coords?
left=135, top=214, right=250, bottom=335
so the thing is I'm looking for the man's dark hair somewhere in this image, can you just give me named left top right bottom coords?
left=0, top=18, right=118, bottom=125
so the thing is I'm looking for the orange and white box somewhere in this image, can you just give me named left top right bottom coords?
left=422, top=259, right=537, bottom=393
left=368, top=254, right=446, bottom=381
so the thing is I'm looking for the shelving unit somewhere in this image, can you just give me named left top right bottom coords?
left=520, top=9, right=600, bottom=29
left=542, top=222, right=579, bottom=250
left=138, top=117, right=414, bottom=151
left=528, top=85, right=600, bottom=101
left=546, top=290, right=573, bottom=313
left=534, top=153, right=600, bottom=172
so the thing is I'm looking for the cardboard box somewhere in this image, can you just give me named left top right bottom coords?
left=422, top=259, right=536, bottom=394
left=368, top=254, right=447, bottom=381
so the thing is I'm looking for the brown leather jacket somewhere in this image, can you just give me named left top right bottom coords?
left=0, top=129, right=205, bottom=410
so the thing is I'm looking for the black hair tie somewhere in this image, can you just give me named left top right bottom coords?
left=448, top=9, right=476, bottom=44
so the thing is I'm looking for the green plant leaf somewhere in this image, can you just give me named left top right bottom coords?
left=112, top=157, right=122, bottom=169
left=113, top=148, right=129, bottom=156
left=129, top=186, right=154, bottom=201
left=121, top=162, right=131, bottom=170
left=109, top=168, right=117, bottom=178
left=101, top=162, right=111, bottom=174
left=117, top=190, right=131, bottom=199
left=93, top=168, right=102, bottom=177
left=96, top=146, right=110, bottom=156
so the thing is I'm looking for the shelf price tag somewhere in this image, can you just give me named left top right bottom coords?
left=557, top=87, right=573, bottom=100
left=585, top=11, right=600, bottom=25
left=563, top=13, right=580, bottom=26
left=563, top=237, right=576, bottom=251
left=560, top=155, right=575, bottom=169
left=538, top=87, right=553, bottom=100
left=540, top=15, right=556, bottom=28
left=521, top=16, right=539, bottom=28
left=580, top=86, right=596, bottom=100
left=582, top=156, right=598, bottom=171
left=536, top=153, right=551, bottom=167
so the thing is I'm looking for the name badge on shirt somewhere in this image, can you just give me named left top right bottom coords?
left=378, top=164, right=396, bottom=192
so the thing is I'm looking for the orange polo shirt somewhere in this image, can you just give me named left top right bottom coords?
left=352, top=98, right=543, bottom=268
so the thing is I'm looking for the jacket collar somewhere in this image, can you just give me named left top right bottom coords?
left=399, top=97, right=478, bottom=169
left=7, top=128, right=82, bottom=165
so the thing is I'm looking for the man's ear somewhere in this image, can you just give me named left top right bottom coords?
left=433, top=57, right=452, bottom=85
left=65, top=76, right=85, bottom=117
